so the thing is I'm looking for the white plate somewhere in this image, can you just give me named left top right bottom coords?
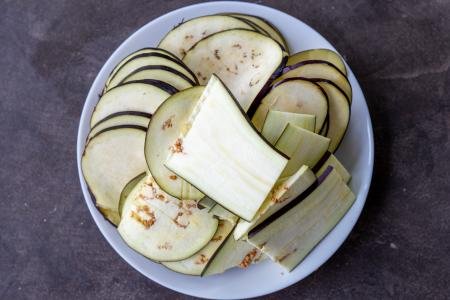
left=77, top=2, right=374, bottom=299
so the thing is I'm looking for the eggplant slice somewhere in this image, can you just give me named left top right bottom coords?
left=159, top=15, right=255, bottom=59
left=81, top=126, right=147, bottom=225
left=118, top=174, right=218, bottom=262
left=90, top=81, right=172, bottom=127
left=183, top=29, right=285, bottom=112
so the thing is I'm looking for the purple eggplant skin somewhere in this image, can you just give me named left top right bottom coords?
left=246, top=55, right=288, bottom=118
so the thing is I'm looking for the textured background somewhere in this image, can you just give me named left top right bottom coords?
left=1, top=0, right=449, bottom=299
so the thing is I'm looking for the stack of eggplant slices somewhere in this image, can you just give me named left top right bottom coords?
left=82, top=14, right=355, bottom=276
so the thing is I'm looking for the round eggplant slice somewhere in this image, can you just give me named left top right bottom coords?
left=159, top=15, right=255, bottom=59
left=118, top=174, right=218, bottom=262
left=81, top=126, right=147, bottom=225
left=252, top=78, right=328, bottom=133
left=145, top=87, right=205, bottom=201
left=183, top=29, right=285, bottom=112
left=90, top=82, right=171, bottom=127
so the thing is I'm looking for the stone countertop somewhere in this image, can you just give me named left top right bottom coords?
left=1, top=0, right=449, bottom=299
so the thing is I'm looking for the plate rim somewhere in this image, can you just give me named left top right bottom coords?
left=77, top=1, right=374, bottom=299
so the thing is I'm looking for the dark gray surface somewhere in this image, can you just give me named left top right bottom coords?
left=1, top=0, right=449, bottom=299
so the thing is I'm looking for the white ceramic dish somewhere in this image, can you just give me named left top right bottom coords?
left=77, top=2, right=374, bottom=299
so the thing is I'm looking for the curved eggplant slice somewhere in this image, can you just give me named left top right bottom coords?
left=275, top=61, right=352, bottom=101
left=118, top=174, right=218, bottom=262
left=89, top=112, right=150, bottom=140
left=120, top=66, right=194, bottom=91
left=227, top=14, right=288, bottom=51
left=81, top=127, right=147, bottom=225
left=252, top=78, right=328, bottom=133
left=90, top=82, right=171, bottom=127
left=105, top=48, right=181, bottom=88
left=106, top=52, right=198, bottom=90
left=145, top=87, right=205, bottom=201
left=183, top=29, right=285, bottom=112
left=287, top=49, right=347, bottom=76
left=159, top=15, right=255, bottom=59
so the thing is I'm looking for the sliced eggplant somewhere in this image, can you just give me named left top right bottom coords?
left=118, top=172, right=147, bottom=218
left=247, top=168, right=356, bottom=271
left=182, top=29, right=285, bottom=111
left=313, top=80, right=350, bottom=152
left=315, top=154, right=351, bottom=183
left=233, top=166, right=316, bottom=240
left=162, top=220, right=235, bottom=275
left=88, top=112, right=150, bottom=140
left=227, top=14, right=288, bottom=51
left=121, top=67, right=193, bottom=91
left=118, top=174, right=218, bottom=262
left=276, top=124, right=330, bottom=178
left=275, top=61, right=352, bottom=101
left=90, top=82, right=172, bottom=127
left=287, top=49, right=347, bottom=76
left=252, top=79, right=328, bottom=133
left=105, top=48, right=181, bottom=88
left=106, top=52, right=197, bottom=90
left=81, top=126, right=147, bottom=225
left=165, top=75, right=288, bottom=221
left=261, top=110, right=315, bottom=144
left=202, top=234, right=264, bottom=276
left=145, top=87, right=205, bottom=200
left=159, top=15, right=255, bottom=59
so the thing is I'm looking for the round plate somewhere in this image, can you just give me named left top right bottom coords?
left=77, top=2, right=374, bottom=299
